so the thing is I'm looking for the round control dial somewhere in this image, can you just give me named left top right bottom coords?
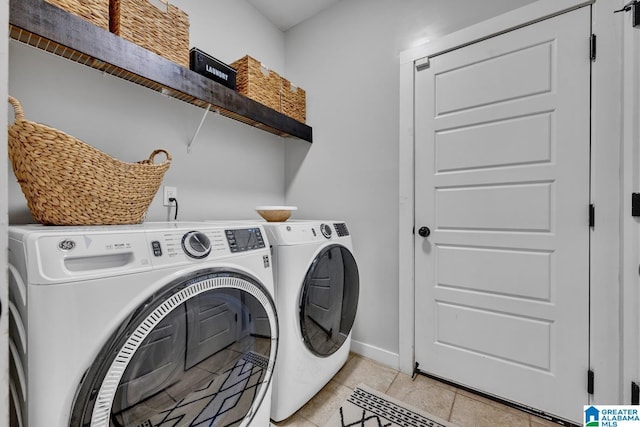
left=182, top=231, right=211, bottom=259
left=320, top=223, right=333, bottom=239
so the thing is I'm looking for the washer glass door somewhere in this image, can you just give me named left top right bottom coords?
left=299, top=244, right=359, bottom=357
left=70, top=271, right=277, bottom=427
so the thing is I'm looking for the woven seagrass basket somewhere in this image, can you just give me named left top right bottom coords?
left=110, top=0, right=190, bottom=67
left=46, top=0, right=110, bottom=30
left=281, top=78, right=306, bottom=123
left=231, top=55, right=282, bottom=112
left=7, top=96, right=171, bottom=225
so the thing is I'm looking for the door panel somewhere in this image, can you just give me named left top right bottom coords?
left=414, top=7, right=590, bottom=423
left=435, top=41, right=553, bottom=115
left=437, top=245, right=552, bottom=300
left=436, top=182, right=552, bottom=231
left=436, top=302, right=552, bottom=370
left=436, top=112, right=552, bottom=172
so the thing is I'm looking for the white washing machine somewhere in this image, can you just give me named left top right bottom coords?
left=263, top=221, right=359, bottom=422
left=8, top=221, right=278, bottom=427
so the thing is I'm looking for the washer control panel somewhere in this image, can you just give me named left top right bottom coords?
left=225, top=228, right=266, bottom=252
left=149, top=229, right=222, bottom=261
left=13, top=222, right=271, bottom=283
left=182, top=231, right=212, bottom=259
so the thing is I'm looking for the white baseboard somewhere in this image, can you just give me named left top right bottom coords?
left=350, top=339, right=399, bottom=370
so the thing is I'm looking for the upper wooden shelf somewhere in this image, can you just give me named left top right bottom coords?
left=9, top=0, right=313, bottom=143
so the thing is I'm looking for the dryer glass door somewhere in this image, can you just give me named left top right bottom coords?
left=70, top=271, right=277, bottom=427
left=299, top=244, right=359, bottom=357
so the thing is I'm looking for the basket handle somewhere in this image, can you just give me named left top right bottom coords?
left=148, top=149, right=172, bottom=164
left=8, top=96, right=25, bottom=121
left=147, top=0, right=169, bottom=13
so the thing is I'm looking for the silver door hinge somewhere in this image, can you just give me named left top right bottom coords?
left=590, top=34, right=597, bottom=61
left=415, top=57, right=430, bottom=71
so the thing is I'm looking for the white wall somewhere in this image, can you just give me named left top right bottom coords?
left=8, top=0, right=287, bottom=225
left=283, top=0, right=537, bottom=366
left=173, top=0, right=285, bottom=73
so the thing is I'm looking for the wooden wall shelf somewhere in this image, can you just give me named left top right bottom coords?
left=9, top=0, right=313, bottom=143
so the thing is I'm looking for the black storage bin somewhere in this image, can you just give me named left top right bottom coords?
left=189, top=48, right=236, bottom=90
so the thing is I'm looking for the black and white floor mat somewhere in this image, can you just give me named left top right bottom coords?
left=324, top=384, right=458, bottom=427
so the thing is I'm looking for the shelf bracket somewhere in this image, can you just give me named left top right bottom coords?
left=187, top=104, right=216, bottom=153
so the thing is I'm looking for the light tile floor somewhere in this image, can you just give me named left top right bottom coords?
left=271, top=353, right=570, bottom=427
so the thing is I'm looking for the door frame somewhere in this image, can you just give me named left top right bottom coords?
left=399, top=0, right=626, bottom=406
left=622, top=0, right=640, bottom=406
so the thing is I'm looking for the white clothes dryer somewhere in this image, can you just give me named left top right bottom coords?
left=263, top=221, right=359, bottom=422
left=8, top=222, right=278, bottom=427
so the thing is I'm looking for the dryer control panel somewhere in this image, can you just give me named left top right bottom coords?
left=263, top=221, right=350, bottom=245
left=334, top=222, right=350, bottom=237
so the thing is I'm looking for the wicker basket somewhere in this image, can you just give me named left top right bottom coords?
left=110, top=0, right=190, bottom=68
left=7, top=97, right=171, bottom=225
left=231, top=55, right=282, bottom=112
left=46, top=0, right=110, bottom=30
left=281, top=78, right=306, bottom=123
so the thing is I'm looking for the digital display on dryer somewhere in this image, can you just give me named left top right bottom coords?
left=225, top=228, right=266, bottom=252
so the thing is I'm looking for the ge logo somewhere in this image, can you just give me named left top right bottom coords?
left=58, top=239, right=76, bottom=251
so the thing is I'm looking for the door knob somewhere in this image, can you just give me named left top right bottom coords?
left=418, top=226, right=431, bottom=237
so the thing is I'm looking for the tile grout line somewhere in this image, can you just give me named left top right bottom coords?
left=448, top=390, right=457, bottom=423
left=385, top=370, right=400, bottom=394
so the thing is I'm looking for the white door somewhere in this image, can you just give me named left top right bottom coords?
left=414, top=6, right=591, bottom=423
